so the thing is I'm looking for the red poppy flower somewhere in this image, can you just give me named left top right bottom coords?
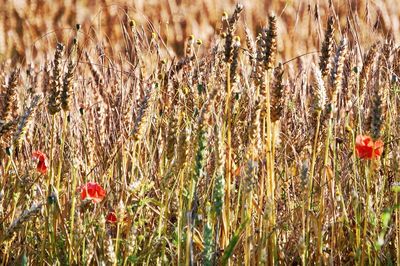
left=79, top=182, right=106, bottom=203
left=106, top=212, right=117, bottom=224
left=355, top=135, right=384, bottom=160
left=32, top=150, right=49, bottom=174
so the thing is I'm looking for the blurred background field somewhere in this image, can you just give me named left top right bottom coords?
left=2, top=0, right=400, bottom=61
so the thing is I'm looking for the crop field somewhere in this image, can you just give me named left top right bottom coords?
left=1, top=0, right=400, bottom=265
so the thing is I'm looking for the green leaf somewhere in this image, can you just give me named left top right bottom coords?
left=220, top=217, right=249, bottom=265
left=381, top=209, right=392, bottom=228
left=391, top=184, right=400, bottom=193
left=20, top=252, right=27, bottom=266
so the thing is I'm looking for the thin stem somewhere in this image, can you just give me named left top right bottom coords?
left=264, top=69, right=276, bottom=264
left=56, top=111, right=68, bottom=190
left=307, top=111, right=322, bottom=262
left=223, top=64, right=232, bottom=258
left=361, top=162, right=371, bottom=266
left=68, top=165, right=78, bottom=265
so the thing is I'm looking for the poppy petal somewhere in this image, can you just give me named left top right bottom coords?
left=32, top=150, right=48, bottom=174
left=355, top=135, right=383, bottom=160
left=79, top=182, right=106, bottom=203
left=106, top=212, right=117, bottom=223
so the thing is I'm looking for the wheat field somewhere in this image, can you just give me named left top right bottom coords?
left=1, top=0, right=400, bottom=265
